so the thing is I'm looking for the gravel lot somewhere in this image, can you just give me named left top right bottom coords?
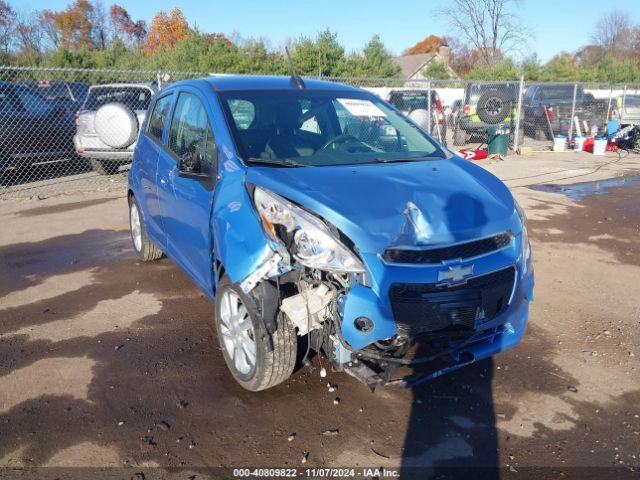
left=1, top=151, right=639, bottom=478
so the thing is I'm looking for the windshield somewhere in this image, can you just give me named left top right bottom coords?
left=84, top=86, right=152, bottom=111
left=388, top=91, right=429, bottom=112
left=219, top=89, right=444, bottom=167
left=536, top=85, right=575, bottom=101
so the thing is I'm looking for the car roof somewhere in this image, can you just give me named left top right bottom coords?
left=88, top=83, right=156, bottom=90
left=167, top=75, right=363, bottom=93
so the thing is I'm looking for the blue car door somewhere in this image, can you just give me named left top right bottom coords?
left=137, top=92, right=174, bottom=245
left=156, top=87, right=217, bottom=293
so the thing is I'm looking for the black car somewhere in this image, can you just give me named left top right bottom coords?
left=31, top=80, right=90, bottom=112
left=0, top=82, right=77, bottom=178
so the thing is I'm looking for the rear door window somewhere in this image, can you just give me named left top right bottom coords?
left=147, top=94, right=173, bottom=142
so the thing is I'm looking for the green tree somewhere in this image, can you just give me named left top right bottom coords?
left=467, top=59, right=520, bottom=80
left=358, top=35, right=399, bottom=77
left=592, top=55, right=640, bottom=83
left=541, top=54, right=579, bottom=82
left=291, top=29, right=345, bottom=77
left=422, top=61, right=450, bottom=79
left=521, top=55, right=542, bottom=81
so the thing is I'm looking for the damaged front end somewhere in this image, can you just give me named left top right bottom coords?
left=230, top=180, right=533, bottom=391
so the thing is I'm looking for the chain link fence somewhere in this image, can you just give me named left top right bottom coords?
left=0, top=66, right=638, bottom=200
left=0, top=66, right=200, bottom=200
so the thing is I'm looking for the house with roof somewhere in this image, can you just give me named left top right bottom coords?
left=392, top=45, right=458, bottom=80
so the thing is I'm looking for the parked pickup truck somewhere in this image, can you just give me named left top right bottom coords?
left=522, top=83, right=608, bottom=140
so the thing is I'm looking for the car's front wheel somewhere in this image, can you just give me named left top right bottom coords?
left=214, top=276, right=297, bottom=391
left=128, top=195, right=163, bottom=261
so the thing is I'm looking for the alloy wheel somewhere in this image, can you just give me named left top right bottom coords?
left=218, top=290, right=257, bottom=375
left=130, top=202, right=142, bottom=252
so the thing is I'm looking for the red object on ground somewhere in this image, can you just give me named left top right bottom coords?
left=583, top=136, right=594, bottom=153
left=606, top=140, right=618, bottom=151
left=458, top=148, right=489, bottom=160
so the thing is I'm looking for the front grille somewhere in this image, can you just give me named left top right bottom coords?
left=383, top=232, right=512, bottom=264
left=389, top=266, right=516, bottom=337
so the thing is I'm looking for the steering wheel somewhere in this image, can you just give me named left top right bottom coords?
left=319, top=134, right=362, bottom=151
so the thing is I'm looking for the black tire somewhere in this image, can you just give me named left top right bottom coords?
left=476, top=89, right=511, bottom=125
left=214, top=275, right=297, bottom=391
left=453, top=124, right=467, bottom=145
left=89, top=159, right=121, bottom=175
left=128, top=195, right=163, bottom=262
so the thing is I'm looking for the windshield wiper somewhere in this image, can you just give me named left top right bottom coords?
left=371, top=156, right=431, bottom=163
left=247, top=157, right=310, bottom=168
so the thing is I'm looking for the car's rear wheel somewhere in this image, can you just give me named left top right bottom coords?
left=128, top=195, right=163, bottom=261
left=214, top=276, right=297, bottom=391
left=90, top=159, right=121, bottom=175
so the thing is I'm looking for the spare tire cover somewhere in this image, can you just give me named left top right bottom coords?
left=408, top=108, right=431, bottom=130
left=94, top=102, right=139, bottom=148
left=476, top=89, right=510, bottom=125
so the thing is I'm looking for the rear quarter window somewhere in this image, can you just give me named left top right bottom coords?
left=146, top=94, right=174, bottom=142
left=84, top=86, right=152, bottom=112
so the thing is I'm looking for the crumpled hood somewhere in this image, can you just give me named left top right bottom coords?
left=245, top=156, right=520, bottom=254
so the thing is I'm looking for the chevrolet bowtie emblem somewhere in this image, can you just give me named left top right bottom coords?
left=438, top=264, right=474, bottom=283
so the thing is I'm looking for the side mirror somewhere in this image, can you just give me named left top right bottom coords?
left=177, top=152, right=209, bottom=179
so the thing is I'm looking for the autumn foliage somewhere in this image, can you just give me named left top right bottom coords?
left=403, top=35, right=443, bottom=55
left=53, top=0, right=94, bottom=50
left=110, top=4, right=146, bottom=47
left=144, top=8, right=189, bottom=54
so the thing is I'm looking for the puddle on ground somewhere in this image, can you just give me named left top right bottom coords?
left=529, top=175, right=640, bottom=201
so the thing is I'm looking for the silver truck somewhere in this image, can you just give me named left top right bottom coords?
left=74, top=83, right=157, bottom=174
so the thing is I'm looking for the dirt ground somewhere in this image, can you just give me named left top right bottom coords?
left=1, top=150, right=639, bottom=479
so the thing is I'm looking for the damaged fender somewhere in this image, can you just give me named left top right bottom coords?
left=211, top=161, right=277, bottom=287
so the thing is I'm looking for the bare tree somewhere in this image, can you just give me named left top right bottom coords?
left=591, top=10, right=632, bottom=56
left=437, top=0, right=527, bottom=67
left=0, top=0, right=16, bottom=55
left=15, top=12, right=44, bottom=58
left=90, top=0, right=110, bottom=50
left=39, top=9, right=61, bottom=50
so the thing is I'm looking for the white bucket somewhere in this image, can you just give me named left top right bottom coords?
left=573, top=135, right=586, bottom=151
left=593, top=137, right=607, bottom=156
left=553, top=135, right=567, bottom=152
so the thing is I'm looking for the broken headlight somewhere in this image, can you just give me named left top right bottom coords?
left=253, top=186, right=365, bottom=274
left=514, top=199, right=531, bottom=264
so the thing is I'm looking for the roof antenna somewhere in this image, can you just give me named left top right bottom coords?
left=285, top=46, right=305, bottom=89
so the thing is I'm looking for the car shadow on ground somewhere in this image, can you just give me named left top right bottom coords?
left=401, top=358, right=498, bottom=478
left=1, top=225, right=639, bottom=476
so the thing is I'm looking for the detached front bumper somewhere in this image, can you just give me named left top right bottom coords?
left=335, top=232, right=534, bottom=386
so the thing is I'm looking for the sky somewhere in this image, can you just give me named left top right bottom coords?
left=14, top=0, right=640, bottom=61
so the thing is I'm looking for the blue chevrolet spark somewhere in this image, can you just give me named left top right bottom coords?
left=128, top=75, right=534, bottom=391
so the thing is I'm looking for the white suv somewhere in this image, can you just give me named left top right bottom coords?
left=74, top=83, right=157, bottom=174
